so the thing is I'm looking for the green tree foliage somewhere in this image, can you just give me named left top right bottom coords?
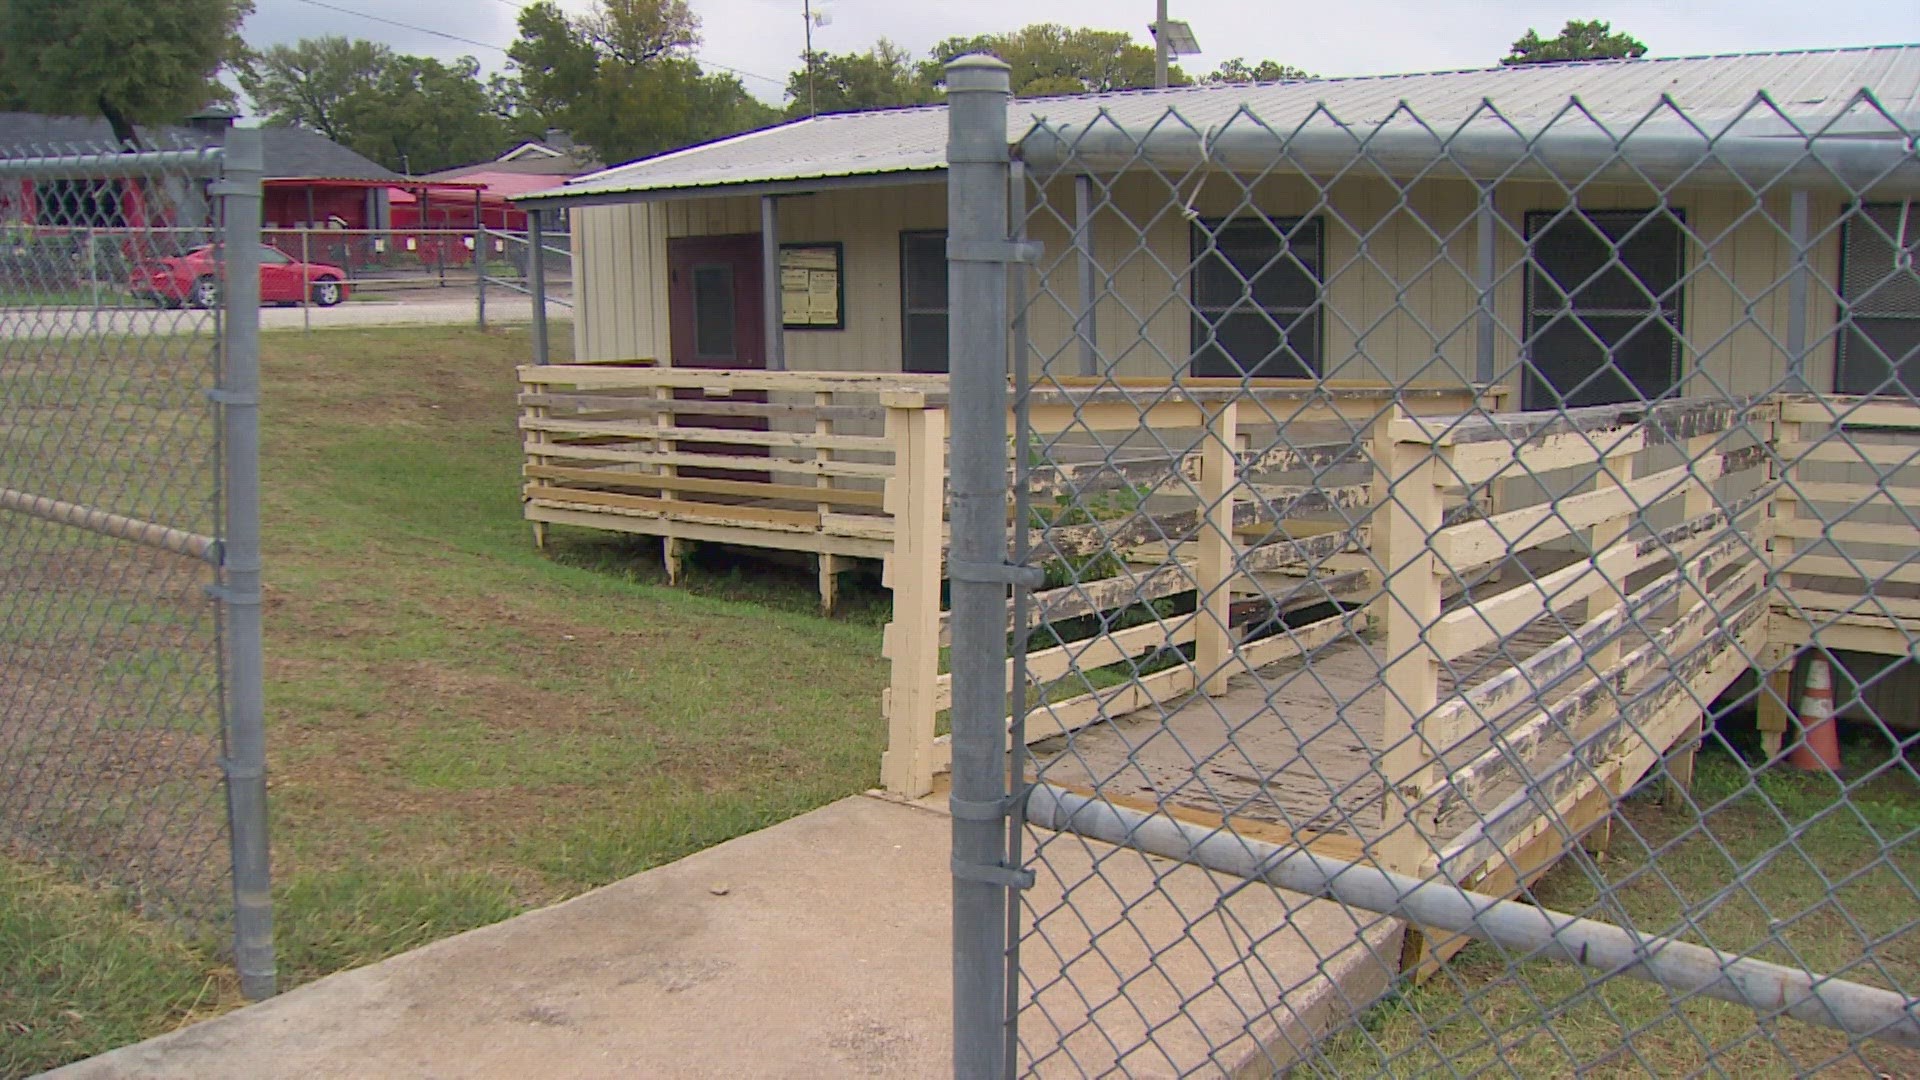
left=0, top=0, right=254, bottom=148
left=239, top=38, right=510, bottom=174
left=786, top=39, right=938, bottom=118
left=1502, top=20, right=1648, bottom=65
left=238, top=36, right=390, bottom=145
left=924, top=24, right=1187, bottom=97
left=1205, top=58, right=1313, bottom=84
left=508, top=0, right=777, bottom=165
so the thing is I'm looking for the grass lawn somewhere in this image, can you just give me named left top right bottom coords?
left=1310, top=740, right=1920, bottom=1078
left=2, top=325, right=890, bottom=1076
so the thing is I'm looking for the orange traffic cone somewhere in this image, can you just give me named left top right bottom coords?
left=1787, top=656, right=1842, bottom=773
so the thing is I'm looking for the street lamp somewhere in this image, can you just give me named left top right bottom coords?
left=1150, top=1, right=1203, bottom=88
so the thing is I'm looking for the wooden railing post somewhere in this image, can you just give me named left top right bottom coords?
left=815, top=390, right=839, bottom=615
left=1374, top=407, right=1447, bottom=879
left=1585, top=447, right=1637, bottom=675
left=1758, top=412, right=1803, bottom=760
left=1197, top=398, right=1240, bottom=696
left=881, top=402, right=947, bottom=797
left=654, top=382, right=687, bottom=584
left=1666, top=431, right=1719, bottom=801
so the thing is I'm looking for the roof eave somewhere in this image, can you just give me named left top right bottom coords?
left=514, top=167, right=947, bottom=207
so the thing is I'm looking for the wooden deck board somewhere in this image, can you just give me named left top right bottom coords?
left=1029, top=549, right=1700, bottom=851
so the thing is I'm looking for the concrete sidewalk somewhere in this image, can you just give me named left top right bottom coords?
left=51, top=795, right=1400, bottom=1079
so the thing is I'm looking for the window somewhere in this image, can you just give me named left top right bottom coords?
left=1523, top=208, right=1686, bottom=409
left=1836, top=203, right=1920, bottom=396
left=259, top=246, right=293, bottom=266
left=1190, top=216, right=1323, bottom=378
left=691, top=263, right=736, bottom=360
left=900, top=231, right=948, bottom=373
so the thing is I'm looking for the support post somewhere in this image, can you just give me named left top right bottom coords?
left=1474, top=186, right=1496, bottom=386
left=655, top=384, right=684, bottom=583
left=1196, top=399, right=1239, bottom=696
left=528, top=211, right=550, bottom=366
left=1786, top=189, right=1810, bottom=393
left=217, top=127, right=277, bottom=1001
left=300, top=226, right=312, bottom=333
left=944, top=54, right=1016, bottom=1080
left=761, top=195, right=785, bottom=371
left=1375, top=410, right=1445, bottom=880
left=1074, top=173, right=1097, bottom=377
left=1758, top=645, right=1795, bottom=762
left=475, top=189, right=487, bottom=330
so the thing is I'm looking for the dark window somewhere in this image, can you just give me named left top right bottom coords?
left=1190, top=216, right=1323, bottom=378
left=34, top=179, right=128, bottom=229
left=691, top=263, right=735, bottom=360
left=1523, top=208, right=1686, bottom=409
left=901, top=231, right=948, bottom=373
left=1836, top=203, right=1920, bottom=397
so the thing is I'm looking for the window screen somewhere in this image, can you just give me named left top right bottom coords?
left=901, top=231, right=948, bottom=373
left=1523, top=208, right=1686, bottom=409
left=1190, top=216, right=1323, bottom=378
left=1836, top=203, right=1920, bottom=397
left=691, top=263, right=735, bottom=360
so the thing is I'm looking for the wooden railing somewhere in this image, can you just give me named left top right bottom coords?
left=880, top=378, right=1502, bottom=796
left=518, top=365, right=948, bottom=612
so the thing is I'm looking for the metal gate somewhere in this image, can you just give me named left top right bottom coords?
left=941, top=55, right=1920, bottom=1077
left=0, top=132, right=275, bottom=996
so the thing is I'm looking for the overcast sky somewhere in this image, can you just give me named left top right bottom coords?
left=242, top=0, right=1918, bottom=108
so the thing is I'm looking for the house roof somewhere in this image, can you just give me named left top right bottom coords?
left=0, top=113, right=402, bottom=182
left=527, top=44, right=1920, bottom=205
left=427, top=156, right=594, bottom=181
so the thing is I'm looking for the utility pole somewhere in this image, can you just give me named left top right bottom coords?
left=1154, top=0, right=1169, bottom=88
left=804, top=0, right=818, bottom=118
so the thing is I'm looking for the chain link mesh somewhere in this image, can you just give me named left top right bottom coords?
left=0, top=140, right=243, bottom=931
left=960, top=87, right=1920, bottom=1076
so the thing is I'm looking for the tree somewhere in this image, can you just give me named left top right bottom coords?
left=1502, top=20, right=1647, bottom=66
left=923, top=24, right=1185, bottom=97
left=1205, top=58, right=1313, bottom=84
left=786, top=40, right=938, bottom=117
left=509, top=0, right=776, bottom=164
left=240, top=38, right=509, bottom=174
left=0, top=0, right=254, bottom=148
left=238, top=36, right=391, bottom=145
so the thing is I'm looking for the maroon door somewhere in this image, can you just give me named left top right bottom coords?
left=667, top=235, right=768, bottom=480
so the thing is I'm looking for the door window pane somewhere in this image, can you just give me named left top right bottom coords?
left=901, top=232, right=948, bottom=373
left=692, top=263, right=735, bottom=360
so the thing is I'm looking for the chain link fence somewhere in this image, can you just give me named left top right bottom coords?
left=938, top=58, right=1920, bottom=1076
left=0, top=134, right=273, bottom=997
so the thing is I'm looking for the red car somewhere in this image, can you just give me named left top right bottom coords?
left=131, top=244, right=349, bottom=308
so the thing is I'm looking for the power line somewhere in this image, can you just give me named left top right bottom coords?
left=287, top=0, right=509, bottom=54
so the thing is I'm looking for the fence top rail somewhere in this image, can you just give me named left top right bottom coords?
left=1015, top=117, right=1920, bottom=196
left=1401, top=394, right=1770, bottom=448
left=0, top=145, right=224, bottom=178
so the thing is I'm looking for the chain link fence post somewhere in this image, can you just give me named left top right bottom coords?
left=945, top=53, right=1025, bottom=1080
left=216, top=126, right=277, bottom=1000
left=529, top=211, right=550, bottom=366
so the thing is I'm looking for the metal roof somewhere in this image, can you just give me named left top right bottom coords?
left=0, top=113, right=403, bottom=182
left=527, top=44, right=1920, bottom=205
